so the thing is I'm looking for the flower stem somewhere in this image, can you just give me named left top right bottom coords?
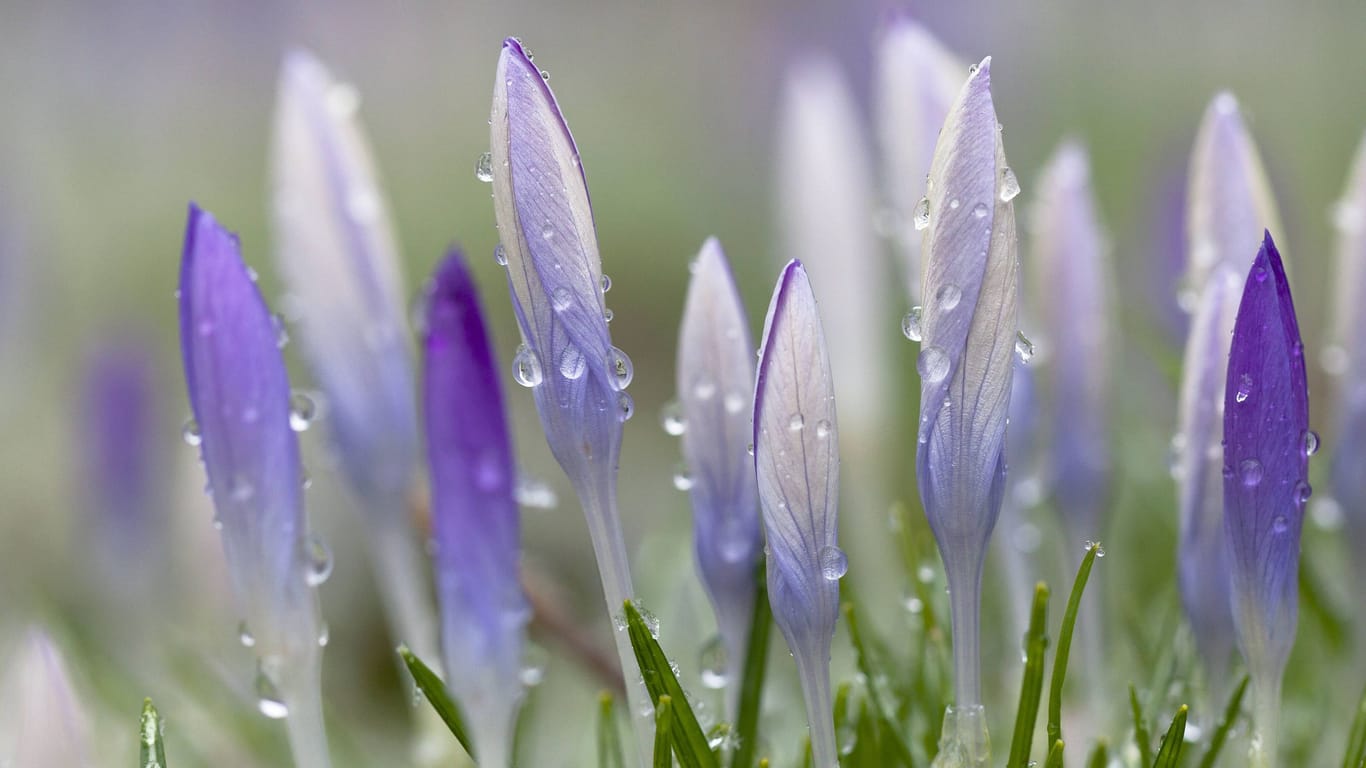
left=793, top=641, right=836, bottom=768
left=1250, top=676, right=1282, bottom=768
left=945, top=557, right=984, bottom=708
left=282, top=656, right=332, bottom=768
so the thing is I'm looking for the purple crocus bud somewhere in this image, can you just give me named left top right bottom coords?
left=270, top=50, right=437, bottom=664
left=1186, top=93, right=1282, bottom=289
left=1326, top=132, right=1366, bottom=594
left=1030, top=141, right=1112, bottom=541
left=873, top=15, right=964, bottom=302
left=912, top=58, right=1017, bottom=759
left=754, top=259, right=841, bottom=768
left=488, top=38, right=649, bottom=753
left=1223, top=232, right=1309, bottom=766
left=0, top=629, right=91, bottom=767
left=422, top=249, right=528, bottom=768
left=179, top=205, right=331, bottom=768
left=676, top=238, right=760, bottom=718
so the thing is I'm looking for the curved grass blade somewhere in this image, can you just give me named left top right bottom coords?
left=599, top=692, right=626, bottom=768
left=844, top=603, right=915, bottom=767
left=1197, top=675, right=1248, bottom=768
left=655, top=696, right=676, bottom=768
left=1345, top=682, right=1366, bottom=768
left=732, top=563, right=773, bottom=768
left=398, top=645, right=474, bottom=759
left=1087, top=739, right=1108, bottom=768
left=1043, top=739, right=1065, bottom=768
left=1152, top=705, right=1188, bottom=768
left=1007, top=582, right=1050, bottom=768
left=623, top=600, right=720, bottom=768
left=1129, top=684, right=1153, bottom=767
left=1047, top=543, right=1101, bottom=747
left=140, top=698, right=168, bottom=767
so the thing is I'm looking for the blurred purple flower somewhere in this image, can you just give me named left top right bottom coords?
left=1148, top=158, right=1190, bottom=341
left=995, top=358, right=1038, bottom=640
left=753, top=259, right=840, bottom=768
left=1030, top=141, right=1113, bottom=541
left=913, top=59, right=1018, bottom=729
left=676, top=237, right=760, bottom=718
left=0, top=629, right=90, bottom=767
left=270, top=49, right=436, bottom=663
left=873, top=15, right=963, bottom=303
left=488, top=37, right=649, bottom=751
left=178, top=204, right=330, bottom=767
left=1223, top=232, right=1309, bottom=763
left=421, top=248, right=528, bottom=768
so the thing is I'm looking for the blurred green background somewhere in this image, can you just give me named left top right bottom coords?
left=2, top=0, right=1365, bottom=765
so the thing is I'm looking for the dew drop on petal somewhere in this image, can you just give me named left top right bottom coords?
left=1239, top=458, right=1263, bottom=487
left=788, top=413, right=804, bottom=432
left=475, top=151, right=494, bottom=183
left=1014, top=331, right=1035, bottom=363
left=512, top=345, right=543, bottom=387
left=999, top=167, right=1021, bottom=202
left=1235, top=373, right=1253, bottom=403
left=617, top=392, right=635, bottom=422
left=608, top=347, right=634, bottom=389
left=1271, top=515, right=1289, bottom=534
left=917, top=346, right=950, bottom=382
left=181, top=418, right=202, bottom=447
left=600, top=274, right=612, bottom=293
left=559, top=344, right=587, bottom=380
left=936, top=283, right=962, bottom=310
left=303, top=534, right=334, bottom=586
left=1302, top=429, right=1320, bottom=457
left=901, top=306, right=924, bottom=342
left=819, top=545, right=848, bottom=580
left=551, top=286, right=573, bottom=311
left=972, top=202, right=989, bottom=218
left=255, top=665, right=289, bottom=719
left=289, top=391, right=317, bottom=432
left=672, top=464, right=694, bottom=491
left=660, top=401, right=686, bottom=436
left=493, top=243, right=508, bottom=266
left=815, top=419, right=832, bottom=439
left=1294, top=479, right=1313, bottom=504
left=913, top=197, right=931, bottom=230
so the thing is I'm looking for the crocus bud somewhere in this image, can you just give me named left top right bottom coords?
left=178, top=205, right=331, bottom=768
left=0, top=629, right=91, bottom=767
left=1326, top=132, right=1366, bottom=594
left=422, top=249, right=528, bottom=768
left=489, top=38, right=649, bottom=755
left=1223, top=233, right=1309, bottom=767
left=1186, top=93, right=1282, bottom=290
left=873, top=15, right=964, bottom=302
left=269, top=50, right=436, bottom=664
left=914, top=59, right=1018, bottom=727
left=754, top=260, right=841, bottom=768
left=676, top=238, right=761, bottom=719
left=1030, top=141, right=1112, bottom=541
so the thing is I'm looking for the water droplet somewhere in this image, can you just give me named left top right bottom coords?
left=181, top=418, right=202, bottom=447
left=661, top=401, right=686, bottom=436
left=1294, top=479, right=1313, bottom=504
left=788, top=413, right=804, bottom=431
left=541, top=223, right=555, bottom=240
left=699, top=635, right=728, bottom=689
left=271, top=313, right=290, bottom=349
left=723, top=392, right=746, bottom=414
left=303, top=534, right=333, bottom=586
left=603, top=308, right=614, bottom=323
left=515, top=476, right=558, bottom=509
left=999, top=167, right=1021, bottom=202
left=512, top=345, right=543, bottom=387
left=600, top=274, right=612, bottom=293
left=917, top=346, right=950, bottom=382
left=289, top=392, right=316, bottom=432
left=1253, top=264, right=1268, bottom=283
left=672, top=464, right=694, bottom=491
left=1014, top=331, right=1035, bottom=363
left=1239, top=458, right=1264, bottom=487
left=1271, top=515, right=1289, bottom=534
left=745, top=443, right=754, bottom=457
left=1235, top=373, right=1253, bottom=403
left=607, top=347, right=634, bottom=389
left=559, top=344, right=587, bottom=380
left=317, top=623, right=330, bottom=647
left=972, top=202, right=989, bottom=218
left=255, top=664, right=289, bottom=719
left=917, top=565, right=936, bottom=584
left=617, top=392, right=634, bottom=422
left=229, top=475, right=255, bottom=503
left=901, top=306, right=924, bottom=342
left=819, top=545, right=848, bottom=580
left=540, top=69, right=550, bottom=80
left=238, top=621, right=255, bottom=647
left=475, top=151, right=494, bottom=183
left=1082, top=540, right=1106, bottom=557
left=913, top=197, right=931, bottom=230
left=493, top=243, right=508, bottom=266
left=815, top=419, right=832, bottom=439
left=551, top=286, right=573, bottom=311
left=1302, top=429, right=1320, bottom=457
left=936, top=283, right=962, bottom=310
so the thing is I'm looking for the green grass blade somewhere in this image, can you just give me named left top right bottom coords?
left=623, top=600, right=719, bottom=768
left=655, top=696, right=676, bottom=768
left=1344, top=682, right=1366, bottom=768
left=1007, top=582, right=1050, bottom=768
left=1043, top=739, right=1065, bottom=768
left=1152, top=705, right=1188, bottom=768
left=1047, top=543, right=1101, bottom=747
left=1129, top=684, right=1152, bottom=767
left=598, top=692, right=626, bottom=768
left=1086, top=739, right=1107, bottom=768
left=139, top=698, right=168, bottom=767
left=1198, top=675, right=1248, bottom=768
left=732, top=566, right=773, bottom=768
left=843, top=603, right=916, bottom=767
left=398, top=645, right=475, bottom=759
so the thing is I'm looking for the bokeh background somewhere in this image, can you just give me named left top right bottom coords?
left=2, top=0, right=1365, bottom=765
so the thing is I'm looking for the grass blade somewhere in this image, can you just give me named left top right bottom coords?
left=732, top=565, right=773, bottom=768
left=140, top=698, right=168, bottom=767
left=844, top=603, right=916, bottom=767
left=598, top=691, right=626, bottom=768
left=1043, top=739, right=1065, bottom=768
left=1152, top=705, right=1188, bottom=768
left=1344, top=682, right=1366, bottom=768
left=398, top=645, right=475, bottom=759
left=1198, top=675, right=1248, bottom=768
left=1007, top=582, right=1050, bottom=768
left=1086, top=739, right=1108, bottom=768
left=1129, top=684, right=1152, bottom=767
left=623, top=600, right=719, bottom=768
left=1047, top=543, right=1101, bottom=747
left=655, top=696, right=676, bottom=768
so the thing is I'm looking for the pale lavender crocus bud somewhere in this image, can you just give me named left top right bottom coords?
left=1326, top=132, right=1366, bottom=596
left=754, top=259, right=841, bottom=768
left=422, top=249, right=528, bottom=768
left=1031, top=141, right=1112, bottom=541
left=873, top=15, right=964, bottom=302
left=676, top=238, right=761, bottom=719
left=179, top=205, right=331, bottom=768
left=1223, top=233, right=1309, bottom=767
left=995, top=358, right=1038, bottom=640
left=913, top=58, right=1017, bottom=765
left=269, top=50, right=437, bottom=665
left=488, top=38, right=649, bottom=755
left=0, top=629, right=91, bottom=767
